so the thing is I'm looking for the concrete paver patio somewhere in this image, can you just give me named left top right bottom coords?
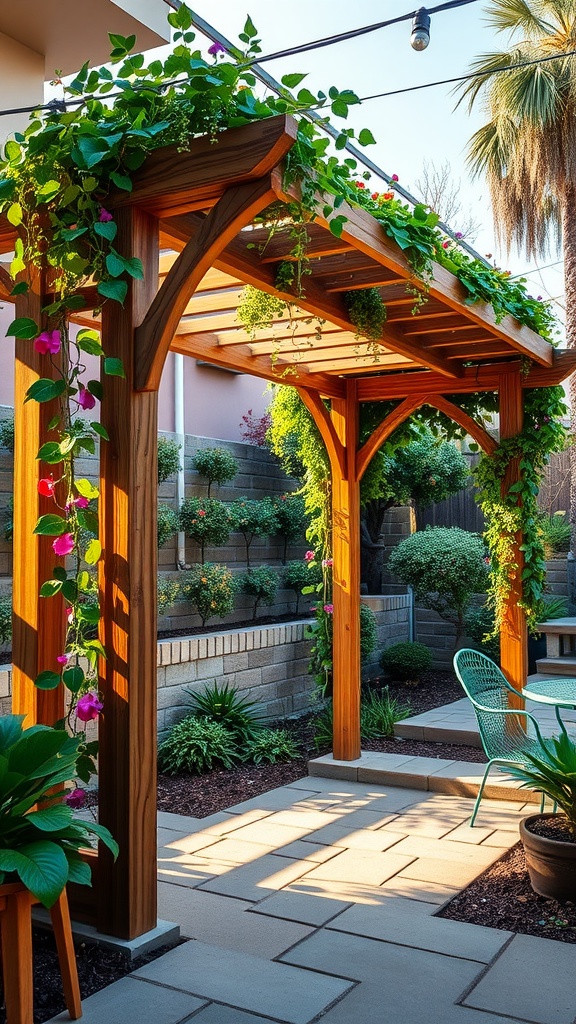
left=49, top=766, right=576, bottom=1024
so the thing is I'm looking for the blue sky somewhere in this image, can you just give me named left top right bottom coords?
left=181, top=1, right=565, bottom=325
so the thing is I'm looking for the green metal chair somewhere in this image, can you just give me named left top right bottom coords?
left=453, top=648, right=552, bottom=826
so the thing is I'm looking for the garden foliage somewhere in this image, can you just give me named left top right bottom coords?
left=180, top=563, right=235, bottom=626
left=380, top=641, right=432, bottom=683
left=193, top=447, right=238, bottom=496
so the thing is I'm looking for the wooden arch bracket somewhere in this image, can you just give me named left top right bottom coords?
left=424, top=394, right=497, bottom=455
left=134, top=176, right=277, bottom=391
left=296, top=387, right=345, bottom=478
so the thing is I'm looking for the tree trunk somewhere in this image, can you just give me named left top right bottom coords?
left=563, top=182, right=576, bottom=556
left=360, top=498, right=392, bottom=593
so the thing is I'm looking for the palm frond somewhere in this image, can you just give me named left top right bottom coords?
left=485, top=0, right=558, bottom=39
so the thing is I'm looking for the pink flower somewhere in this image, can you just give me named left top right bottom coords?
left=391, top=173, right=399, bottom=182
left=321, top=558, right=333, bottom=568
left=66, top=606, right=74, bottom=623
left=98, top=208, right=113, bottom=223
left=323, top=604, right=334, bottom=614
left=64, top=788, right=86, bottom=810
left=38, top=477, right=55, bottom=498
left=53, top=533, right=75, bottom=556
left=74, top=496, right=90, bottom=509
left=78, top=387, right=96, bottom=410
left=442, top=241, right=450, bottom=249
left=455, top=231, right=463, bottom=239
left=34, top=330, right=61, bottom=355
left=208, top=41, right=226, bottom=55
left=56, top=654, right=69, bottom=665
left=76, top=691, right=103, bottom=722
left=305, top=551, right=315, bottom=561
left=198, top=509, right=206, bottom=517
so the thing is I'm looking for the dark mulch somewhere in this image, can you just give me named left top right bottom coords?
left=439, top=842, right=576, bottom=944
left=158, top=611, right=311, bottom=642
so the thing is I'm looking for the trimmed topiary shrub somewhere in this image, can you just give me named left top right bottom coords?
left=237, top=566, right=278, bottom=621
left=388, top=527, right=488, bottom=648
left=179, top=497, right=230, bottom=563
left=228, top=497, right=279, bottom=566
left=158, top=716, right=240, bottom=775
left=272, top=493, right=308, bottom=564
left=283, top=559, right=322, bottom=614
left=381, top=641, right=432, bottom=683
left=157, top=504, right=179, bottom=548
left=180, top=563, right=235, bottom=627
left=193, top=447, right=238, bottom=496
left=157, top=436, right=181, bottom=484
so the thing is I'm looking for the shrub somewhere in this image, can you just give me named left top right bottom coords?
left=185, top=681, right=264, bottom=743
left=158, top=716, right=240, bottom=775
left=0, top=417, right=14, bottom=453
left=283, top=559, right=322, bottom=614
left=179, top=497, right=230, bottom=563
left=0, top=597, right=11, bottom=646
left=158, top=504, right=179, bottom=548
left=193, top=447, right=238, bottom=496
left=237, top=566, right=278, bottom=620
left=157, top=576, right=180, bottom=615
left=228, top=498, right=279, bottom=565
left=308, top=601, right=379, bottom=694
left=245, top=728, right=301, bottom=764
left=381, top=641, right=432, bottom=683
left=388, top=527, right=488, bottom=648
left=537, top=511, right=571, bottom=558
left=239, top=408, right=271, bottom=447
left=464, top=605, right=500, bottom=661
left=360, top=604, right=378, bottom=662
left=361, top=687, right=412, bottom=737
left=157, top=437, right=181, bottom=484
left=181, top=563, right=235, bottom=626
left=3, top=496, right=12, bottom=542
left=272, top=493, right=308, bottom=563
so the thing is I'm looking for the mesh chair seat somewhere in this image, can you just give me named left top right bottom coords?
left=453, top=648, right=551, bottom=825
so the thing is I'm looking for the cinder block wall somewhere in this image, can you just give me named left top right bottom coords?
left=361, top=595, right=410, bottom=679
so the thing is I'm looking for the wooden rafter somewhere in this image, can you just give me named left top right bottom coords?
left=356, top=395, right=428, bottom=481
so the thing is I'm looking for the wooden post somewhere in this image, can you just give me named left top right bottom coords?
left=12, top=265, right=65, bottom=725
left=98, top=207, right=159, bottom=939
left=331, top=380, right=361, bottom=760
left=499, top=370, right=527, bottom=703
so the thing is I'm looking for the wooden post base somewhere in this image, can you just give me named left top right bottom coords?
left=0, top=884, right=81, bottom=1024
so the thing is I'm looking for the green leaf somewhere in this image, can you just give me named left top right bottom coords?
left=75, top=478, right=99, bottom=500
left=105, top=251, right=126, bottom=278
left=331, top=98, right=349, bottom=118
left=93, top=220, right=117, bottom=241
left=97, top=279, right=127, bottom=305
left=85, top=539, right=102, bottom=565
left=124, top=257, right=143, bottom=280
left=0, top=178, right=15, bottom=200
left=27, top=806, right=73, bottom=832
left=110, top=170, right=132, bottom=192
left=80, top=821, right=119, bottom=859
left=33, top=514, right=67, bottom=537
left=61, top=226, right=88, bottom=241
left=34, top=671, right=62, bottom=690
left=25, top=378, right=67, bottom=404
left=358, top=128, right=376, bottom=147
left=76, top=509, right=98, bottom=534
left=4, top=140, right=22, bottom=164
left=104, top=357, right=125, bottom=378
left=10, top=281, right=29, bottom=296
left=63, top=666, right=84, bottom=693
left=281, top=73, right=307, bottom=89
left=92, top=422, right=109, bottom=441
left=76, top=330, right=102, bottom=356
left=65, top=854, right=92, bottom=887
left=7, top=202, right=22, bottom=226
left=37, top=180, right=60, bottom=200
left=53, top=567, right=68, bottom=582
left=296, top=88, right=317, bottom=106
left=0, top=841, right=69, bottom=907
left=61, top=580, right=78, bottom=603
left=329, top=215, right=347, bottom=238
left=5, top=317, right=39, bottom=340
left=37, top=441, right=63, bottom=464
left=39, top=580, right=63, bottom=598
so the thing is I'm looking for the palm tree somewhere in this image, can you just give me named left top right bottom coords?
left=458, top=0, right=576, bottom=535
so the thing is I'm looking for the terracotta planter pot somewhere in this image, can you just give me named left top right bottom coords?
left=520, top=813, right=576, bottom=902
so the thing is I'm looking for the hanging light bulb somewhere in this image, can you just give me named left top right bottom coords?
left=410, top=8, right=431, bottom=51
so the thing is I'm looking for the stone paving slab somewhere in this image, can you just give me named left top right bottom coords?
left=327, top=895, right=511, bottom=963
left=158, top=882, right=314, bottom=957
left=274, top=839, right=340, bottom=863
left=301, top=847, right=417, bottom=887
left=191, top=1006, right=279, bottom=1024
left=197, top=852, right=312, bottom=902
left=464, top=932, right=576, bottom=1024
left=251, top=888, right=351, bottom=926
left=133, top=940, right=354, bottom=1024
left=48, top=977, right=207, bottom=1024
left=300, top=822, right=406, bottom=851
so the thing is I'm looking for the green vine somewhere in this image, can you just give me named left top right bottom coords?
left=473, top=387, right=568, bottom=635
left=343, top=288, right=387, bottom=346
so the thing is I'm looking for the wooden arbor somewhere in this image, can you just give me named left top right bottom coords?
left=1, top=114, right=574, bottom=941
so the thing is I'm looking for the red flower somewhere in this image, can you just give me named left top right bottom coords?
left=64, top=788, right=86, bottom=809
left=38, top=477, right=55, bottom=497
left=383, top=192, right=394, bottom=201
left=355, top=181, right=365, bottom=189
left=371, top=192, right=380, bottom=200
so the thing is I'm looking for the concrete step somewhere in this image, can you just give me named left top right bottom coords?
left=536, top=617, right=576, bottom=635
left=535, top=655, right=576, bottom=675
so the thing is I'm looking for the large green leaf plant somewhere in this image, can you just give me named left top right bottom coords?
left=0, top=716, right=117, bottom=907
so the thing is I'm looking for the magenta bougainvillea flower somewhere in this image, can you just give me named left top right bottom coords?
left=38, top=477, right=55, bottom=497
left=34, top=330, right=61, bottom=355
left=322, top=558, right=333, bottom=568
left=323, top=604, right=334, bottom=614
left=74, top=496, right=90, bottom=509
left=56, top=654, right=69, bottom=665
left=76, top=691, right=103, bottom=722
left=208, top=41, right=226, bottom=56
left=53, top=533, right=75, bottom=556
left=98, top=208, right=113, bottom=222
left=78, top=387, right=96, bottom=410
left=304, top=550, right=315, bottom=561
left=64, top=787, right=86, bottom=809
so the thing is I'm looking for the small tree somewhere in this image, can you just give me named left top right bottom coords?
left=157, top=576, right=180, bottom=615
left=273, top=493, right=308, bottom=564
left=181, top=563, right=235, bottom=627
left=157, top=504, right=179, bottom=548
left=193, top=447, right=238, bottom=496
left=157, top=437, right=181, bottom=484
left=237, top=566, right=278, bottom=621
left=228, top=497, right=279, bottom=566
left=388, top=527, right=488, bottom=649
left=284, top=559, right=322, bottom=614
left=239, top=408, right=271, bottom=447
left=179, top=497, right=230, bottom=564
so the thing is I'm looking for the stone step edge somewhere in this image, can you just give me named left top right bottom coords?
left=307, top=751, right=539, bottom=804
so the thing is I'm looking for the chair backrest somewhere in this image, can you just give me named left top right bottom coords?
left=453, top=648, right=527, bottom=759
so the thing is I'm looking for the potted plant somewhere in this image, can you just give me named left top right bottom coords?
left=0, top=714, right=117, bottom=908
left=508, top=731, right=576, bottom=901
